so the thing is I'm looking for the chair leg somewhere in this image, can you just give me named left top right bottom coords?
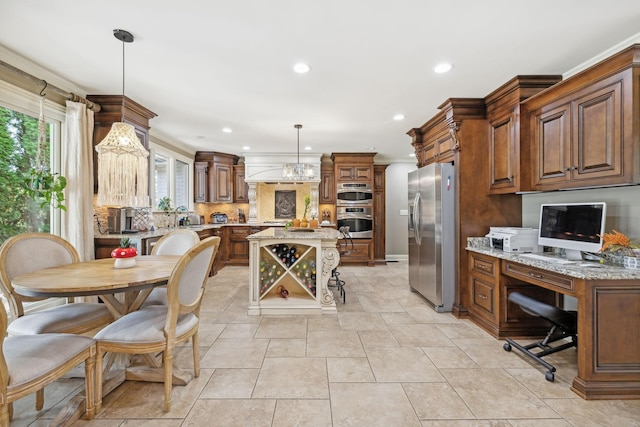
left=163, top=349, right=173, bottom=412
left=95, top=351, right=104, bottom=413
left=84, top=347, right=97, bottom=420
left=35, top=389, right=44, bottom=411
left=192, top=334, right=200, bottom=378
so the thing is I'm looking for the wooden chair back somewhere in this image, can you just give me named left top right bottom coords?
left=0, top=233, right=80, bottom=319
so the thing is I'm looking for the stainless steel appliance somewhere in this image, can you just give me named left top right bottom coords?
left=107, top=207, right=137, bottom=234
left=408, top=163, right=455, bottom=312
left=336, top=206, right=372, bottom=238
left=210, top=212, right=228, bottom=224
left=336, top=183, right=373, bottom=205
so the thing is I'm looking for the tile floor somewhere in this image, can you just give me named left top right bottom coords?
left=11, top=261, right=640, bottom=426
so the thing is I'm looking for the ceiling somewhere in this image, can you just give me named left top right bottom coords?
left=1, top=1, right=639, bottom=163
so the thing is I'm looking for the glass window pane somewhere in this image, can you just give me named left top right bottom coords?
left=0, top=105, right=51, bottom=244
left=175, top=159, right=189, bottom=208
left=154, top=153, right=169, bottom=209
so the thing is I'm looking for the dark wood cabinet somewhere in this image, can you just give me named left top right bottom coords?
left=484, top=76, right=562, bottom=194
left=226, top=226, right=264, bottom=265
left=320, top=163, right=335, bottom=203
left=523, top=44, right=640, bottom=191
left=373, top=164, right=388, bottom=264
left=194, top=162, right=208, bottom=203
left=194, top=152, right=238, bottom=203
left=86, top=95, right=157, bottom=194
left=233, top=165, right=248, bottom=203
left=338, top=238, right=372, bottom=264
left=335, top=165, right=372, bottom=182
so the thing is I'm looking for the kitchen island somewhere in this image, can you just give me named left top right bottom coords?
left=247, top=227, right=342, bottom=315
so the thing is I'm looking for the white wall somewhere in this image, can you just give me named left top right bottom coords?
left=384, top=162, right=417, bottom=260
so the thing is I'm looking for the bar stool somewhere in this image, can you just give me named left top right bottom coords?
left=328, top=226, right=353, bottom=303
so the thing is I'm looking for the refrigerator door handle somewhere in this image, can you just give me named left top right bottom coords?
left=413, top=192, right=421, bottom=245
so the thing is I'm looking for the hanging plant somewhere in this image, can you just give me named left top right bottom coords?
left=21, top=88, right=67, bottom=211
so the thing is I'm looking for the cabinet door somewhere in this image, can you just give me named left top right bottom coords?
left=436, top=131, right=456, bottom=163
left=233, top=165, right=248, bottom=202
left=338, top=239, right=372, bottom=264
left=571, top=79, right=622, bottom=182
left=336, top=165, right=371, bottom=182
left=227, top=226, right=251, bottom=265
left=532, top=103, right=572, bottom=188
left=336, top=166, right=354, bottom=181
left=488, top=111, right=518, bottom=193
left=320, top=166, right=335, bottom=203
left=194, top=162, right=208, bottom=202
left=212, top=162, right=233, bottom=202
left=373, top=190, right=385, bottom=262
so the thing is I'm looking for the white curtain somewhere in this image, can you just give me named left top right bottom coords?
left=62, top=101, right=95, bottom=261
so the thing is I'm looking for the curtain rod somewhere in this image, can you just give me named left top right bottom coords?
left=0, top=59, right=101, bottom=112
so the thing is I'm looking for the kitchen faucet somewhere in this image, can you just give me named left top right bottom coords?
left=173, top=206, right=188, bottom=227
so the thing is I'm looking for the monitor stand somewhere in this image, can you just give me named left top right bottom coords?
left=565, top=249, right=582, bottom=261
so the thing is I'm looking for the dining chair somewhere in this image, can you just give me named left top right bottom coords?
left=0, top=302, right=98, bottom=424
left=142, top=229, right=201, bottom=307
left=0, top=233, right=114, bottom=336
left=94, top=236, right=220, bottom=412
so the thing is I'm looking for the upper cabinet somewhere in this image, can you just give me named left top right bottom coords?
left=233, top=165, right=248, bottom=203
left=522, top=44, right=640, bottom=191
left=320, top=162, right=335, bottom=203
left=484, top=76, right=562, bottom=194
left=194, top=161, right=208, bottom=202
left=331, top=153, right=374, bottom=183
left=194, top=152, right=239, bottom=203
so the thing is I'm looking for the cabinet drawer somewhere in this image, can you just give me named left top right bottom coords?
left=503, top=261, right=575, bottom=294
left=470, top=254, right=497, bottom=278
left=471, top=277, right=495, bottom=315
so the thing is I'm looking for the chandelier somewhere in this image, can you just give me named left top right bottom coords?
left=95, top=29, right=149, bottom=207
left=282, top=124, right=316, bottom=180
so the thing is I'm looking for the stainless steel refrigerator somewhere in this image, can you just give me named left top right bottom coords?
left=408, top=163, right=456, bottom=312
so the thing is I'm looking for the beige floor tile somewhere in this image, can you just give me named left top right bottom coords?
left=200, top=368, right=259, bottom=398
left=253, top=357, right=329, bottom=399
left=330, top=382, right=422, bottom=427
left=403, top=382, right=474, bottom=420
left=337, top=312, right=389, bottom=331
left=422, top=346, right=480, bottom=369
left=254, top=316, right=308, bottom=339
left=441, top=368, right=561, bottom=419
left=327, top=357, right=375, bottom=382
left=379, top=311, right=418, bottom=324
left=357, top=293, right=406, bottom=312
left=306, top=330, right=366, bottom=357
left=200, top=338, right=269, bottom=368
left=272, top=399, right=332, bottom=427
left=389, top=323, right=456, bottom=347
left=307, top=315, right=340, bottom=330
left=366, top=347, right=445, bottom=382
left=419, top=421, right=512, bottom=426
left=505, top=368, right=578, bottom=399
left=183, top=399, right=275, bottom=427
left=358, top=329, right=400, bottom=347
left=543, top=398, right=640, bottom=426
left=219, top=322, right=259, bottom=338
left=266, top=338, right=307, bottom=357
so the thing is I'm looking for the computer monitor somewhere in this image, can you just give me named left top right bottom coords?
left=537, top=202, right=607, bottom=260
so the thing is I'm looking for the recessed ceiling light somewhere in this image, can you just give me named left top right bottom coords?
left=409, top=153, right=416, bottom=157
left=222, top=127, right=232, bottom=133
left=393, top=114, right=405, bottom=121
left=366, top=146, right=376, bottom=151
left=304, top=146, right=312, bottom=151
left=242, top=146, right=250, bottom=151
left=293, top=63, right=311, bottom=74
left=434, top=63, right=453, bottom=74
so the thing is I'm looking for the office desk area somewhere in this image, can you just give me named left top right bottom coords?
left=466, top=238, right=640, bottom=400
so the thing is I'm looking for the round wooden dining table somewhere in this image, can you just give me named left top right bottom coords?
left=12, top=255, right=181, bottom=318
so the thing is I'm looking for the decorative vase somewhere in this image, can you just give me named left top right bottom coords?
left=300, top=217, right=308, bottom=228
left=293, top=218, right=301, bottom=227
left=309, top=219, right=319, bottom=229
left=114, top=257, right=136, bottom=269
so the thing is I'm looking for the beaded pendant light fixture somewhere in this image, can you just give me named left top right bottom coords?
left=282, top=124, right=315, bottom=180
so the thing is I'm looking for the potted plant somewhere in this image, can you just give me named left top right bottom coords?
left=22, top=167, right=66, bottom=210
left=300, top=195, right=311, bottom=228
left=309, top=212, right=319, bottom=229
left=157, top=196, right=173, bottom=228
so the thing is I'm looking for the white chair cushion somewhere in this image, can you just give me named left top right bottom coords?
left=94, top=306, right=198, bottom=344
left=7, top=303, right=112, bottom=336
left=4, top=334, right=95, bottom=389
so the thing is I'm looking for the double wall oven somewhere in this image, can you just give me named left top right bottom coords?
left=336, top=183, right=373, bottom=238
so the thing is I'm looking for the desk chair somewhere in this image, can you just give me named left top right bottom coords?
left=141, top=229, right=201, bottom=307
left=0, top=303, right=97, bottom=423
left=328, top=226, right=353, bottom=304
left=95, top=236, right=220, bottom=412
left=503, top=292, right=577, bottom=382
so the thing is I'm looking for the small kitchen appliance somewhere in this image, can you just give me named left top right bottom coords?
left=107, top=207, right=137, bottom=234
left=211, top=212, right=228, bottom=224
left=486, top=227, right=541, bottom=253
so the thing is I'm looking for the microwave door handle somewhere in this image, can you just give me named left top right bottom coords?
left=413, top=192, right=421, bottom=245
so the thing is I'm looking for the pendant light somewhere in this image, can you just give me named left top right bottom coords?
left=95, top=29, right=149, bottom=207
left=282, top=124, right=316, bottom=180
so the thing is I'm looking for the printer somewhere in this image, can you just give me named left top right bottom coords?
left=486, top=227, right=541, bottom=253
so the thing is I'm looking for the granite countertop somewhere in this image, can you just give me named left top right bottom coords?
left=466, top=237, right=640, bottom=281
left=248, top=227, right=342, bottom=240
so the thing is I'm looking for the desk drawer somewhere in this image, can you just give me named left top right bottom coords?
left=503, top=261, right=575, bottom=294
left=470, top=253, right=497, bottom=278
left=471, top=277, right=495, bottom=314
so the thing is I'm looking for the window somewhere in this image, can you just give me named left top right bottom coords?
left=149, top=143, right=193, bottom=211
left=0, top=81, right=63, bottom=245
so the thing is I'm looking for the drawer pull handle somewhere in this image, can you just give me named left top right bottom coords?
left=477, top=293, right=488, bottom=300
left=477, top=264, right=486, bottom=269
left=528, top=272, right=544, bottom=279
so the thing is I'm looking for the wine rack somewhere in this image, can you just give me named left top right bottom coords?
left=258, top=243, right=317, bottom=299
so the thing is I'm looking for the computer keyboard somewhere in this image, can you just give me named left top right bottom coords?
left=518, top=253, right=575, bottom=265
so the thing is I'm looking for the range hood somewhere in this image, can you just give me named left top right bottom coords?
left=244, top=153, right=321, bottom=183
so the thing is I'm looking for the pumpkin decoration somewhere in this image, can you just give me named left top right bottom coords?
left=111, top=237, right=138, bottom=269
